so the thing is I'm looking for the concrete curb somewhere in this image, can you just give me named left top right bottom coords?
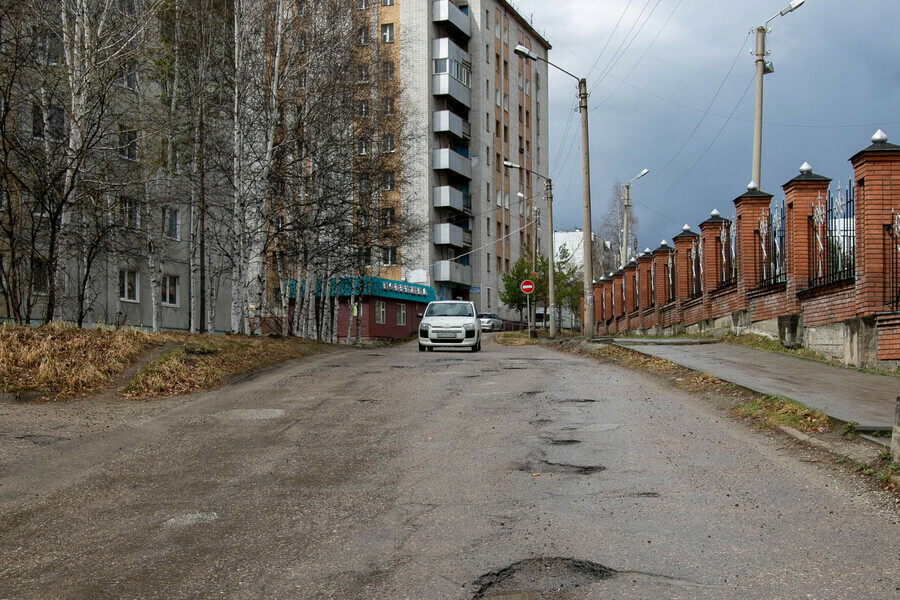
left=779, top=425, right=900, bottom=487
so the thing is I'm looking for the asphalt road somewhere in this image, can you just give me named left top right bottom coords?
left=1, top=336, right=898, bottom=599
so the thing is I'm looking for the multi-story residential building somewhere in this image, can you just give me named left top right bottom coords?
left=386, top=0, right=551, bottom=318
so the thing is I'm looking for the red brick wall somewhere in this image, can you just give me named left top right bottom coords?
left=876, top=313, right=900, bottom=360
left=799, top=281, right=857, bottom=327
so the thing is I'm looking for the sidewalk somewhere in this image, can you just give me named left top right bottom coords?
left=614, top=339, right=898, bottom=429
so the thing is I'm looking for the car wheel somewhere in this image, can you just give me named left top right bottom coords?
left=473, top=340, right=481, bottom=352
left=418, top=343, right=425, bottom=352
left=426, top=346, right=434, bottom=352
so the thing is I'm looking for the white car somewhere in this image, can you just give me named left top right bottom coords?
left=417, top=301, right=482, bottom=352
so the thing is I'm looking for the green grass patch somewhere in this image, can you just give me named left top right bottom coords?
left=732, top=394, right=830, bottom=433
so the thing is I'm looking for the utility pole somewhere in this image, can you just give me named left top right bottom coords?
left=751, top=24, right=766, bottom=189
left=578, top=77, right=594, bottom=338
left=546, top=179, right=556, bottom=338
left=622, top=182, right=631, bottom=267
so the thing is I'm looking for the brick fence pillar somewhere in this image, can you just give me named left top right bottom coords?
left=733, top=186, right=774, bottom=295
left=782, top=162, right=831, bottom=308
left=700, top=210, right=728, bottom=307
left=849, top=130, right=900, bottom=316
left=637, top=248, right=654, bottom=319
left=673, top=225, right=700, bottom=302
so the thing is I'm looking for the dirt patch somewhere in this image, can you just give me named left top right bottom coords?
left=473, top=557, right=616, bottom=598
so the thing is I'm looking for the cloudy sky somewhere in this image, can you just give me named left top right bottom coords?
left=513, top=0, right=900, bottom=255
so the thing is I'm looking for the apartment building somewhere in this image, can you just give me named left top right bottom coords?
left=381, top=0, right=551, bottom=318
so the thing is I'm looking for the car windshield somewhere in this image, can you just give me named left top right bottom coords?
left=478, top=314, right=489, bottom=319
left=426, top=303, right=474, bottom=317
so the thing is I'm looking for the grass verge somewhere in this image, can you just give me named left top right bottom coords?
left=731, top=394, right=830, bottom=433
left=1, top=323, right=323, bottom=401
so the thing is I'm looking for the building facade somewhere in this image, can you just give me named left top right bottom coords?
left=393, top=0, right=551, bottom=319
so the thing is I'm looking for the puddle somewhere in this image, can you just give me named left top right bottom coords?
left=474, top=557, right=615, bottom=599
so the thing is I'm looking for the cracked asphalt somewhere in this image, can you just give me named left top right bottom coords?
left=1, top=336, right=898, bottom=599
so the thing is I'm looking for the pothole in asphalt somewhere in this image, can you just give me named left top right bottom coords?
left=519, top=391, right=544, bottom=398
left=355, top=398, right=378, bottom=404
left=545, top=438, right=581, bottom=446
left=473, top=557, right=616, bottom=599
left=521, top=456, right=605, bottom=475
left=557, top=398, right=597, bottom=403
left=216, top=409, right=285, bottom=420
left=165, top=512, right=218, bottom=527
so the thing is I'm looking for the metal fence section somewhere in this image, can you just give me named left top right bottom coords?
left=688, top=239, right=702, bottom=299
left=718, top=219, right=736, bottom=288
left=808, top=183, right=855, bottom=288
left=757, top=201, right=786, bottom=286
left=888, top=209, right=900, bottom=311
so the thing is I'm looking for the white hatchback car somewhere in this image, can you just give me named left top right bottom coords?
left=417, top=300, right=482, bottom=352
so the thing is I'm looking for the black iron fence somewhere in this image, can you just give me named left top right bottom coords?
left=757, top=202, right=786, bottom=286
left=808, top=184, right=854, bottom=288
left=888, top=211, right=900, bottom=311
left=718, top=220, right=736, bottom=288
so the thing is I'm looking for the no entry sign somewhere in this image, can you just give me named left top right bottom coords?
left=520, top=280, right=535, bottom=294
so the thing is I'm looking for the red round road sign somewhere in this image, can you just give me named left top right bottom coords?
left=520, top=280, right=535, bottom=294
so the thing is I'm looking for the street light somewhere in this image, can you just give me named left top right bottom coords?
left=514, top=44, right=594, bottom=338
left=504, top=160, right=556, bottom=338
left=752, top=0, right=805, bottom=188
left=622, top=168, right=649, bottom=267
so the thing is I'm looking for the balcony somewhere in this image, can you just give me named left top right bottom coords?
left=433, top=148, right=472, bottom=179
left=432, top=73, right=471, bottom=108
left=433, top=186, right=471, bottom=213
left=433, top=260, right=472, bottom=286
left=433, top=110, right=471, bottom=139
left=433, top=223, right=472, bottom=248
left=432, top=0, right=471, bottom=38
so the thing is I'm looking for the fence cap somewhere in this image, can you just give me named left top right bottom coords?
left=673, top=224, right=700, bottom=239
left=850, top=129, right=900, bottom=163
left=701, top=209, right=728, bottom=225
left=785, top=161, right=831, bottom=185
left=654, top=239, right=673, bottom=252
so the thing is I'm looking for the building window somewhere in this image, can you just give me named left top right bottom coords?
left=356, top=137, right=369, bottom=155
left=486, top=182, right=490, bottom=203
left=162, top=206, right=179, bottom=239
left=298, top=70, right=307, bottom=89
left=119, top=197, right=140, bottom=228
left=357, top=0, right=369, bottom=9
left=381, top=97, right=394, bottom=114
left=161, top=274, right=179, bottom=306
left=356, top=64, right=369, bottom=83
left=32, top=104, right=65, bottom=140
left=396, top=303, right=406, bottom=325
left=382, top=0, right=394, bottom=5
left=381, top=207, right=395, bottom=228
left=118, top=126, right=138, bottom=160
left=380, top=133, right=394, bottom=153
left=487, top=252, right=491, bottom=272
left=381, top=23, right=394, bottom=43
left=31, top=257, right=50, bottom=294
left=119, top=269, right=139, bottom=302
left=381, top=246, right=397, bottom=266
left=496, top=190, right=501, bottom=207
left=375, top=300, right=386, bottom=324
left=495, top=88, right=500, bottom=107
left=357, top=27, right=368, bottom=45
left=382, top=171, right=395, bottom=191
left=487, top=287, right=491, bottom=308
left=118, top=61, right=138, bottom=90
left=44, top=32, right=62, bottom=65
left=356, top=100, right=369, bottom=117
left=381, top=60, right=394, bottom=80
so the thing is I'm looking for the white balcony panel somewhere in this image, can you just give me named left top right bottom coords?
left=433, top=223, right=471, bottom=248
left=432, top=0, right=471, bottom=38
left=432, top=73, right=472, bottom=108
left=433, top=260, right=472, bottom=286
left=433, top=186, right=468, bottom=212
left=433, top=148, right=472, bottom=179
left=433, top=110, right=470, bottom=139
left=432, top=37, right=470, bottom=64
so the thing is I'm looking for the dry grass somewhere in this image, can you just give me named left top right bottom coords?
left=0, top=323, right=323, bottom=401
left=0, top=322, right=155, bottom=400
left=732, top=395, right=830, bottom=433
left=121, top=334, right=321, bottom=399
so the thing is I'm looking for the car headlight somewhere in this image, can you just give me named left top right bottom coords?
left=463, top=322, right=475, bottom=331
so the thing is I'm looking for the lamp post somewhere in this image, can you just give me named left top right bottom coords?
left=622, top=168, right=649, bottom=267
left=752, top=0, right=805, bottom=188
left=514, top=43, right=593, bottom=338
left=504, top=161, right=556, bottom=338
